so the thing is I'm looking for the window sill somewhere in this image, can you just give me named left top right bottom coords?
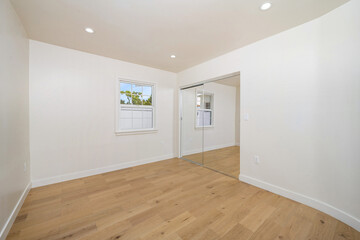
left=115, top=129, right=158, bottom=136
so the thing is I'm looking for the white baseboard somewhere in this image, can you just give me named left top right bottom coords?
left=0, top=182, right=31, bottom=240
left=182, top=143, right=236, bottom=156
left=32, top=154, right=175, bottom=188
left=239, top=174, right=360, bottom=232
left=235, top=142, right=240, bottom=146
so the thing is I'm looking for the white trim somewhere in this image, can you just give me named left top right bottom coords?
left=120, top=104, right=153, bottom=109
left=115, top=129, right=158, bottom=135
left=178, top=89, right=183, bottom=158
left=239, top=174, right=360, bottom=232
left=0, top=182, right=31, bottom=240
left=32, top=154, right=175, bottom=188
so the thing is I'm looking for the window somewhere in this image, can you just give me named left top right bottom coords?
left=196, top=90, right=214, bottom=127
left=116, top=80, right=155, bottom=133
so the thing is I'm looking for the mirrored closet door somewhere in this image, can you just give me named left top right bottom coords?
left=180, top=74, right=240, bottom=178
left=202, top=77, right=240, bottom=178
left=180, top=84, right=204, bottom=165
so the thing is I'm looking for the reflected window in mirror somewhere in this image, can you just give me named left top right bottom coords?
left=196, top=90, right=214, bottom=128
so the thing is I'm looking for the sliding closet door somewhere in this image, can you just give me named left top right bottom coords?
left=203, top=77, right=240, bottom=177
left=180, top=85, right=204, bottom=165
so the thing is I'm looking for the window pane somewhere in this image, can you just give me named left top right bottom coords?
left=196, top=110, right=203, bottom=127
left=132, top=85, right=142, bottom=94
left=120, top=109, right=132, bottom=118
left=120, top=93, right=131, bottom=104
left=143, top=117, right=152, bottom=129
left=204, top=94, right=212, bottom=109
left=133, top=119, right=142, bottom=129
left=120, top=83, right=131, bottom=92
left=132, top=93, right=142, bottom=105
left=120, top=118, right=132, bottom=130
left=204, top=111, right=212, bottom=126
left=196, top=110, right=212, bottom=127
left=143, top=109, right=153, bottom=128
left=196, top=93, right=202, bottom=109
left=143, top=109, right=152, bottom=119
left=143, top=86, right=152, bottom=95
left=132, top=110, right=143, bottom=119
left=142, top=95, right=152, bottom=105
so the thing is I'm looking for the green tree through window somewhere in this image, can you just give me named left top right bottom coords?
left=120, top=90, right=132, bottom=104
left=132, top=91, right=142, bottom=105
left=143, top=95, right=152, bottom=105
left=120, top=83, right=152, bottom=106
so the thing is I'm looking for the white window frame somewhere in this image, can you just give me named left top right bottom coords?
left=195, top=90, right=214, bottom=128
left=115, top=78, right=157, bottom=135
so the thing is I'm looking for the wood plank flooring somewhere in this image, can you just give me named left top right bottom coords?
left=7, top=158, right=359, bottom=240
left=182, top=146, right=240, bottom=177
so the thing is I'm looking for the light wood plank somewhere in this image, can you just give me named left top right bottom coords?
left=6, top=158, right=359, bottom=240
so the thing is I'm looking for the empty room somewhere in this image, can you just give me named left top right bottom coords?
left=1, top=0, right=359, bottom=239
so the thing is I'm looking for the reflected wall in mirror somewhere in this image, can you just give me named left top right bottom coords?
left=180, top=85, right=204, bottom=165
left=202, top=75, right=240, bottom=177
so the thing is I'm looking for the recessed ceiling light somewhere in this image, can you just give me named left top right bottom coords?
left=260, top=2, right=272, bottom=10
left=170, top=55, right=176, bottom=59
left=85, top=27, right=94, bottom=33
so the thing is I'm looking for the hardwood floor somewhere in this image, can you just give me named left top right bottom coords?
left=7, top=158, right=359, bottom=240
left=182, top=146, right=240, bottom=178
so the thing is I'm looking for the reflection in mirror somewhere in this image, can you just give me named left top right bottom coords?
left=196, top=90, right=214, bottom=127
left=180, top=85, right=204, bottom=165
left=202, top=75, right=240, bottom=177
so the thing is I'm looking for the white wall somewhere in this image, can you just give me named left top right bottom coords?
left=178, top=0, right=360, bottom=231
left=0, top=0, right=31, bottom=239
left=29, top=40, right=177, bottom=186
left=181, top=82, right=236, bottom=156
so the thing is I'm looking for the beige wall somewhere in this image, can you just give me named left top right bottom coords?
left=0, top=0, right=30, bottom=239
left=178, top=0, right=360, bottom=231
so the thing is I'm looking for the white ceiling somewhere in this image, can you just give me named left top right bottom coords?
left=11, top=0, right=348, bottom=72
